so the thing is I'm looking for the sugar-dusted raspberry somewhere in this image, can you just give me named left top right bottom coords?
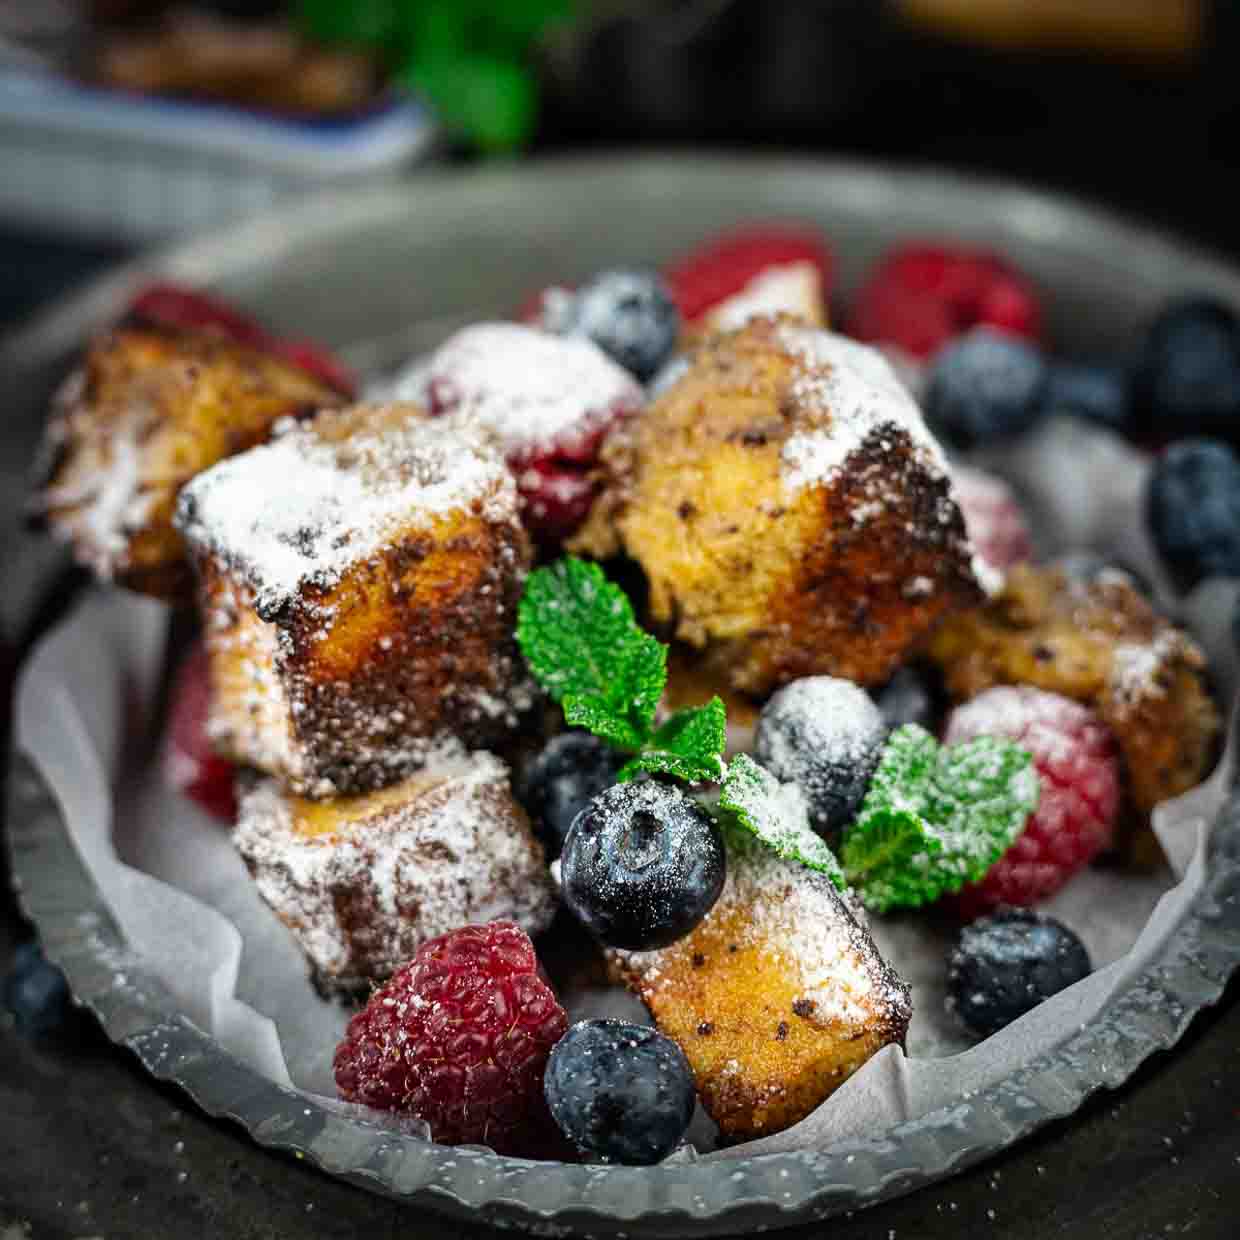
left=410, top=322, right=644, bottom=543
left=163, top=643, right=237, bottom=822
left=333, top=921, right=569, bottom=1156
left=952, top=465, right=1033, bottom=577
left=848, top=243, right=1042, bottom=360
left=127, top=282, right=357, bottom=396
left=943, top=686, right=1121, bottom=917
left=663, top=224, right=833, bottom=327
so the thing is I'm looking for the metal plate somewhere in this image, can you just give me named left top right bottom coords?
left=7, top=155, right=1240, bottom=1235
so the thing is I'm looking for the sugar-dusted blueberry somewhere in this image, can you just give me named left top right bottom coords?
left=569, top=269, right=680, bottom=382
left=560, top=781, right=725, bottom=951
left=871, top=664, right=945, bottom=733
left=947, top=908, right=1092, bottom=1038
left=753, top=676, right=886, bottom=844
left=517, top=731, right=626, bottom=859
left=3, top=941, right=70, bottom=1037
left=1043, top=360, right=1129, bottom=430
left=925, top=328, right=1048, bottom=447
left=1146, top=437, right=1240, bottom=590
left=1131, top=296, right=1240, bottom=433
left=544, top=1019, right=696, bottom=1164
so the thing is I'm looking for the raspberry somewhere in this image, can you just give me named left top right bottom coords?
left=332, top=921, right=569, bottom=1156
left=415, top=323, right=643, bottom=544
left=163, top=644, right=237, bottom=822
left=943, top=686, right=1121, bottom=917
left=663, top=224, right=833, bottom=327
left=952, top=465, right=1033, bottom=575
left=848, top=243, right=1042, bottom=360
left=127, top=282, right=357, bottom=396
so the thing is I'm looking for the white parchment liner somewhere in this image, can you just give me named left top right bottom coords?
left=14, top=416, right=1240, bottom=1159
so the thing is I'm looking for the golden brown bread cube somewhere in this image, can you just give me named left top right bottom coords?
left=176, top=404, right=535, bottom=798
left=608, top=832, right=911, bottom=1143
left=928, top=563, right=1220, bottom=817
left=29, top=326, right=345, bottom=600
left=571, top=316, right=985, bottom=696
left=234, top=750, right=557, bottom=991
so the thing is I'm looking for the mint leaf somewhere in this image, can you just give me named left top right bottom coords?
left=563, top=696, right=647, bottom=751
left=517, top=557, right=667, bottom=750
left=717, top=754, right=846, bottom=887
left=843, top=724, right=1039, bottom=913
left=619, top=749, right=724, bottom=784
left=618, top=698, right=728, bottom=782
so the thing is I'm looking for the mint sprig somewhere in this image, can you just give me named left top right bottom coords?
left=517, top=558, right=1040, bottom=909
left=718, top=754, right=846, bottom=885
left=841, top=724, right=1040, bottom=914
left=517, top=558, right=724, bottom=782
left=619, top=698, right=727, bottom=784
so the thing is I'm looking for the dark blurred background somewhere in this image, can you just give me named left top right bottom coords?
left=1, top=0, right=1237, bottom=328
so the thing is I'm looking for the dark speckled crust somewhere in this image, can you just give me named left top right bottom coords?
left=573, top=318, right=984, bottom=696
left=195, top=485, right=536, bottom=798
left=28, top=325, right=344, bottom=602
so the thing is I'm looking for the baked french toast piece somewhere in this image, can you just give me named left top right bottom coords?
left=608, top=833, right=911, bottom=1144
left=30, top=325, right=345, bottom=601
left=234, top=751, right=557, bottom=992
left=177, top=404, right=535, bottom=798
left=692, top=261, right=828, bottom=337
left=928, top=563, right=1220, bottom=817
left=571, top=316, right=985, bottom=696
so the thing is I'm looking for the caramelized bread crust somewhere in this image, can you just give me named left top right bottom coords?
left=572, top=318, right=982, bottom=695
left=608, top=834, right=911, bottom=1143
left=30, top=326, right=344, bottom=600
left=200, top=499, right=533, bottom=796
left=235, top=754, right=557, bottom=990
left=181, top=403, right=536, bottom=796
left=929, top=564, right=1220, bottom=816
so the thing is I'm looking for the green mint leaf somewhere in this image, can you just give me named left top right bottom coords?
left=618, top=749, right=724, bottom=785
left=717, top=754, right=846, bottom=887
left=844, top=724, right=1040, bottom=913
left=517, top=557, right=667, bottom=750
left=653, top=697, right=727, bottom=764
left=563, top=695, right=647, bottom=752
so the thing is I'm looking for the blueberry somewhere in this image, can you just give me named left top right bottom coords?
left=560, top=781, right=725, bottom=951
left=517, top=732, right=625, bottom=859
left=871, top=665, right=945, bottom=733
left=925, top=328, right=1048, bottom=447
left=947, top=908, right=1091, bottom=1039
left=3, top=940, right=70, bottom=1037
left=1043, top=361, right=1129, bottom=430
left=1146, top=437, right=1240, bottom=590
left=569, top=269, right=680, bottom=382
left=753, top=676, right=886, bottom=845
left=1131, top=296, right=1240, bottom=433
left=544, top=1019, right=695, bottom=1164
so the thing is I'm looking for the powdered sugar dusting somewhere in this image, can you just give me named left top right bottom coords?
left=1109, top=630, right=1185, bottom=712
left=392, top=322, right=643, bottom=458
left=614, top=831, right=910, bottom=1033
left=234, top=750, right=557, bottom=990
left=776, top=325, right=948, bottom=493
left=708, top=262, right=822, bottom=331
left=177, top=407, right=513, bottom=618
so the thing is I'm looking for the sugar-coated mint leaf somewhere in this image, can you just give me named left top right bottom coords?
left=652, top=698, right=727, bottom=763
left=839, top=806, right=941, bottom=913
left=718, top=754, right=846, bottom=888
left=844, top=724, right=1039, bottom=913
left=618, top=749, right=723, bottom=785
left=517, top=557, right=667, bottom=750
left=563, top=695, right=647, bottom=752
